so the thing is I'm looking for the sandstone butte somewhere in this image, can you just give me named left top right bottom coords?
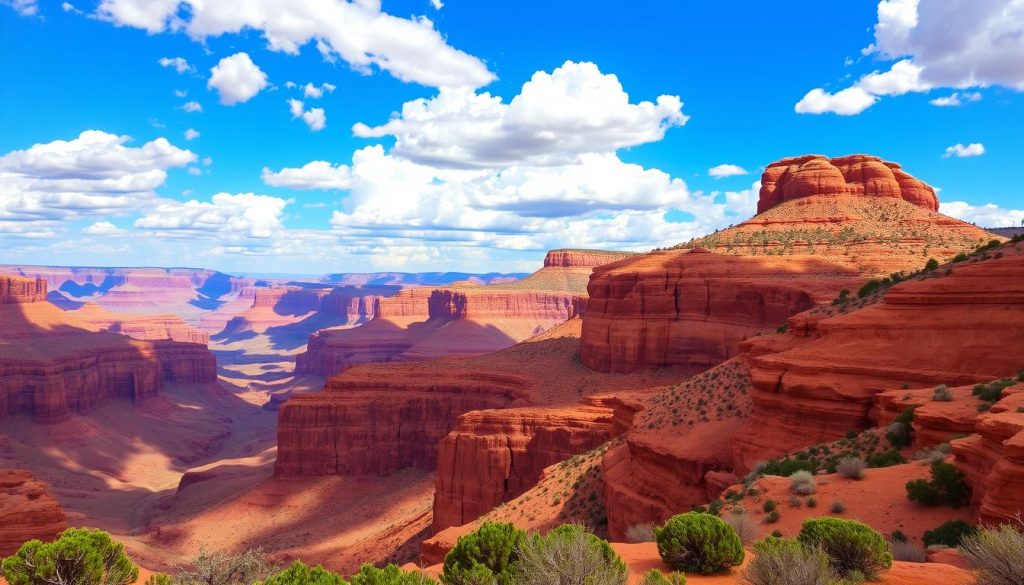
left=0, top=469, right=66, bottom=556
left=0, top=275, right=218, bottom=422
left=294, top=249, right=636, bottom=377
left=276, top=317, right=685, bottom=534
left=581, top=154, right=997, bottom=373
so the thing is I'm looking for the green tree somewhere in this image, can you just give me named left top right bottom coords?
left=797, top=518, right=892, bottom=579
left=2, top=528, right=138, bottom=585
left=350, top=564, right=435, bottom=585
left=441, top=522, right=526, bottom=585
left=262, top=562, right=346, bottom=585
left=654, top=512, right=744, bottom=574
left=512, top=524, right=626, bottom=585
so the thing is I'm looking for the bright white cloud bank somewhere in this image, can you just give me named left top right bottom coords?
left=95, top=0, right=494, bottom=89
left=942, top=201, right=1024, bottom=227
left=943, top=143, right=986, bottom=158
left=796, top=0, right=1024, bottom=114
left=708, top=164, right=749, bottom=178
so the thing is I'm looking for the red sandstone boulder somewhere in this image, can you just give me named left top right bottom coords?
left=0, top=469, right=66, bottom=555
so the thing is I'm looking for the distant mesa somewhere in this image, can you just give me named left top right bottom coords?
left=757, top=154, right=938, bottom=214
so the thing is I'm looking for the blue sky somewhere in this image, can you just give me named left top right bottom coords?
left=1, top=0, right=1021, bottom=275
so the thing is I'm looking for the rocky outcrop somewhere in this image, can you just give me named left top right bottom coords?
left=432, top=404, right=620, bottom=532
left=542, top=249, right=638, bottom=268
left=952, top=388, right=1024, bottom=525
left=581, top=250, right=863, bottom=373
left=0, top=295, right=217, bottom=422
left=0, top=469, right=66, bottom=555
left=731, top=246, right=1024, bottom=471
left=581, top=156, right=998, bottom=374
left=275, top=368, right=535, bottom=476
left=1, top=276, right=47, bottom=304
left=219, top=285, right=391, bottom=335
left=757, top=154, right=938, bottom=214
left=71, top=304, right=210, bottom=344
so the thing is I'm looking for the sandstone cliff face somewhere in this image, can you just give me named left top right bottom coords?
left=275, top=369, right=534, bottom=476
left=0, top=287, right=217, bottom=422
left=731, top=247, right=1024, bottom=471
left=432, top=404, right=620, bottom=532
left=581, top=250, right=863, bottom=373
left=953, top=388, right=1024, bottom=525
left=0, top=470, right=66, bottom=555
left=542, top=249, right=638, bottom=268
left=0, top=276, right=47, bottom=304
left=581, top=156, right=997, bottom=374
left=71, top=304, right=210, bottom=344
left=757, top=154, right=938, bottom=214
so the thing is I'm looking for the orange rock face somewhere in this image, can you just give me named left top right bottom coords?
left=275, top=368, right=534, bottom=476
left=0, top=469, right=66, bottom=555
left=71, top=303, right=210, bottom=344
left=0, top=286, right=217, bottom=422
left=732, top=247, right=1024, bottom=470
left=432, top=404, right=621, bottom=532
left=757, top=154, right=938, bottom=214
left=0, top=276, right=47, bottom=304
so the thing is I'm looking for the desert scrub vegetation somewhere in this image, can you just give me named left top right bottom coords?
left=923, top=520, right=977, bottom=548
left=724, top=510, right=760, bottom=544
left=754, top=428, right=902, bottom=480
left=888, top=540, right=927, bottom=563
left=835, top=457, right=866, bottom=480
left=512, top=524, right=627, bottom=585
left=958, top=520, right=1024, bottom=585
left=639, top=570, right=687, bottom=585
left=625, top=523, right=657, bottom=543
left=905, top=461, right=971, bottom=508
left=654, top=512, right=744, bottom=574
left=797, top=518, right=892, bottom=580
left=973, top=377, right=1016, bottom=412
left=789, top=470, right=817, bottom=495
left=262, top=562, right=346, bottom=585
left=2, top=528, right=139, bottom=585
left=441, top=522, right=526, bottom=585
left=741, top=536, right=833, bottom=585
left=932, top=384, right=953, bottom=401
left=637, top=359, right=751, bottom=430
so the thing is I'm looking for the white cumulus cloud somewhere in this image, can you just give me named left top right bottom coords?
left=184, top=128, right=200, bottom=141
left=303, top=82, right=336, bottom=99
left=929, top=91, right=982, bottom=107
left=158, top=56, right=192, bottom=74
left=287, top=99, right=326, bottom=131
left=942, top=200, right=1024, bottom=227
left=208, top=52, right=268, bottom=106
left=84, top=221, right=125, bottom=235
left=943, top=143, right=986, bottom=158
left=134, top=192, right=287, bottom=238
left=182, top=101, right=203, bottom=113
left=708, top=164, right=749, bottom=179
left=262, top=161, right=353, bottom=190
left=94, top=0, right=494, bottom=88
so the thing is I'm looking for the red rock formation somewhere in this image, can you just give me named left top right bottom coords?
left=757, top=154, right=938, bottom=214
left=71, top=303, right=210, bottom=344
left=581, top=155, right=997, bottom=374
left=0, top=276, right=47, bottom=304
left=275, top=369, right=534, bottom=476
left=731, top=247, right=1024, bottom=471
left=432, top=404, right=620, bottom=531
left=0, top=469, right=66, bottom=555
left=952, top=388, right=1024, bottom=525
left=542, top=249, right=638, bottom=268
left=0, top=287, right=217, bottom=422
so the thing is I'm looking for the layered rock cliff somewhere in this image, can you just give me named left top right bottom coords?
left=1, top=276, right=47, bottom=304
left=0, top=469, right=66, bottom=555
left=71, top=303, right=210, bottom=344
left=0, top=279, right=217, bottom=422
left=432, top=404, right=621, bottom=531
left=581, top=155, right=997, bottom=373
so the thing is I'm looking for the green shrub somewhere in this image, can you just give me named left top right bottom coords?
left=144, top=576, right=173, bottom=585
left=763, top=500, right=777, bottom=513
left=830, top=501, right=846, bottom=514
left=905, top=461, right=971, bottom=508
left=512, top=525, right=626, bottom=585
left=865, top=448, right=905, bottom=468
left=639, top=570, right=686, bottom=585
left=923, top=520, right=977, bottom=548
left=797, top=518, right=892, bottom=579
left=890, top=530, right=907, bottom=543
left=742, top=537, right=833, bottom=585
left=806, top=497, right=817, bottom=508
left=2, top=528, right=138, bottom=585
left=932, top=385, right=953, bottom=402
left=442, top=522, right=526, bottom=585
left=924, top=258, right=939, bottom=271
left=857, top=279, right=882, bottom=298
left=654, top=512, right=744, bottom=574
left=765, top=510, right=781, bottom=524
left=263, top=562, right=346, bottom=585
left=762, top=458, right=815, bottom=477
left=958, top=522, right=1024, bottom=585
left=350, top=564, right=435, bottom=585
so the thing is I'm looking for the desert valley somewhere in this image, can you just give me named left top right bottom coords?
left=1, top=152, right=1023, bottom=584
left=3, top=1, right=1024, bottom=584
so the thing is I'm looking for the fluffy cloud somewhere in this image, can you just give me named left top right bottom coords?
left=303, top=82, right=336, bottom=99
left=94, top=0, right=494, bottom=88
left=208, top=53, right=268, bottom=105
left=929, top=91, right=982, bottom=106
left=2, top=0, right=37, bottom=16
left=287, top=99, right=326, bottom=131
left=158, top=56, right=192, bottom=74
left=84, top=221, right=125, bottom=235
left=942, top=200, right=1024, bottom=227
left=262, top=161, right=353, bottom=190
left=943, top=143, right=986, bottom=158
left=184, top=128, right=200, bottom=141
left=134, top=192, right=287, bottom=238
left=708, top=164, right=749, bottom=178
left=0, top=130, right=194, bottom=231
left=798, top=0, right=1024, bottom=114
left=354, top=61, right=687, bottom=168
left=183, top=101, right=203, bottom=113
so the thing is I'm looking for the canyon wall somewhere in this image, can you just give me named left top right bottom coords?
left=1, top=276, right=47, bottom=304
left=0, top=470, right=66, bottom=555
